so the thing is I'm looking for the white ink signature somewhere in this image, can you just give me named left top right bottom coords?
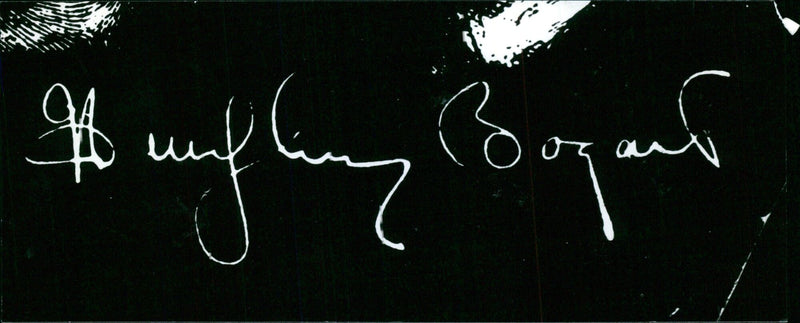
left=272, top=74, right=410, bottom=250
left=26, top=83, right=115, bottom=183
left=542, top=136, right=614, bottom=241
left=148, top=98, right=255, bottom=265
left=541, top=70, right=730, bottom=241
left=438, top=81, right=521, bottom=169
left=616, top=70, right=727, bottom=168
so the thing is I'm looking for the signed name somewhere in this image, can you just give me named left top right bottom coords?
left=26, top=83, right=115, bottom=183
left=28, top=70, right=728, bottom=265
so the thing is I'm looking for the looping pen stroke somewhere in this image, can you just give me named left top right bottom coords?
left=615, top=70, right=727, bottom=168
left=26, top=83, right=115, bottom=183
left=0, top=1, right=122, bottom=52
left=272, top=74, right=410, bottom=251
left=438, top=81, right=521, bottom=169
left=148, top=99, right=255, bottom=265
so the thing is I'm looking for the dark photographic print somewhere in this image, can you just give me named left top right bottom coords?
left=1, top=1, right=795, bottom=321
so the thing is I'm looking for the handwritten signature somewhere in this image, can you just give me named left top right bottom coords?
left=272, top=74, right=410, bottom=251
left=144, top=75, right=411, bottom=265
left=438, top=81, right=521, bottom=169
left=26, top=83, right=115, bottom=183
left=147, top=98, right=255, bottom=265
left=442, top=70, right=729, bottom=241
left=28, top=69, right=729, bottom=264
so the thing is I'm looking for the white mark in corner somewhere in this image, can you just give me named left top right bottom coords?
left=462, top=0, right=591, bottom=67
left=774, top=1, right=799, bottom=35
left=542, top=137, right=614, bottom=241
left=272, top=74, right=410, bottom=250
left=670, top=307, right=680, bottom=317
left=148, top=98, right=255, bottom=265
left=26, top=83, right=115, bottom=183
left=0, top=2, right=122, bottom=52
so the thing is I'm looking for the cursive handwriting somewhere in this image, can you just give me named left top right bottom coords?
left=26, top=83, right=115, bottom=183
left=272, top=74, right=410, bottom=250
left=147, top=98, right=255, bottom=265
left=438, top=81, right=521, bottom=169
left=538, top=70, right=730, bottom=241
left=542, top=136, right=614, bottom=241
left=615, top=70, right=727, bottom=168
left=24, top=69, right=734, bottom=262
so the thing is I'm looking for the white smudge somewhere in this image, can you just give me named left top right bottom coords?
left=774, top=1, right=799, bottom=35
left=461, top=0, right=591, bottom=67
left=0, top=2, right=122, bottom=52
left=670, top=307, right=680, bottom=317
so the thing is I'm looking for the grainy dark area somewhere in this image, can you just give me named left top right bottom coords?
left=0, top=2, right=792, bottom=321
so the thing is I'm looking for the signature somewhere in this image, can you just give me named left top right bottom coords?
left=27, top=69, right=730, bottom=264
left=147, top=98, right=255, bottom=265
left=272, top=74, right=410, bottom=250
left=442, top=70, right=729, bottom=241
left=615, top=70, right=727, bottom=168
left=438, top=81, right=521, bottom=169
left=26, top=83, right=115, bottom=183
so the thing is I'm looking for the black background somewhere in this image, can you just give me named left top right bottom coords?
left=1, top=2, right=794, bottom=321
